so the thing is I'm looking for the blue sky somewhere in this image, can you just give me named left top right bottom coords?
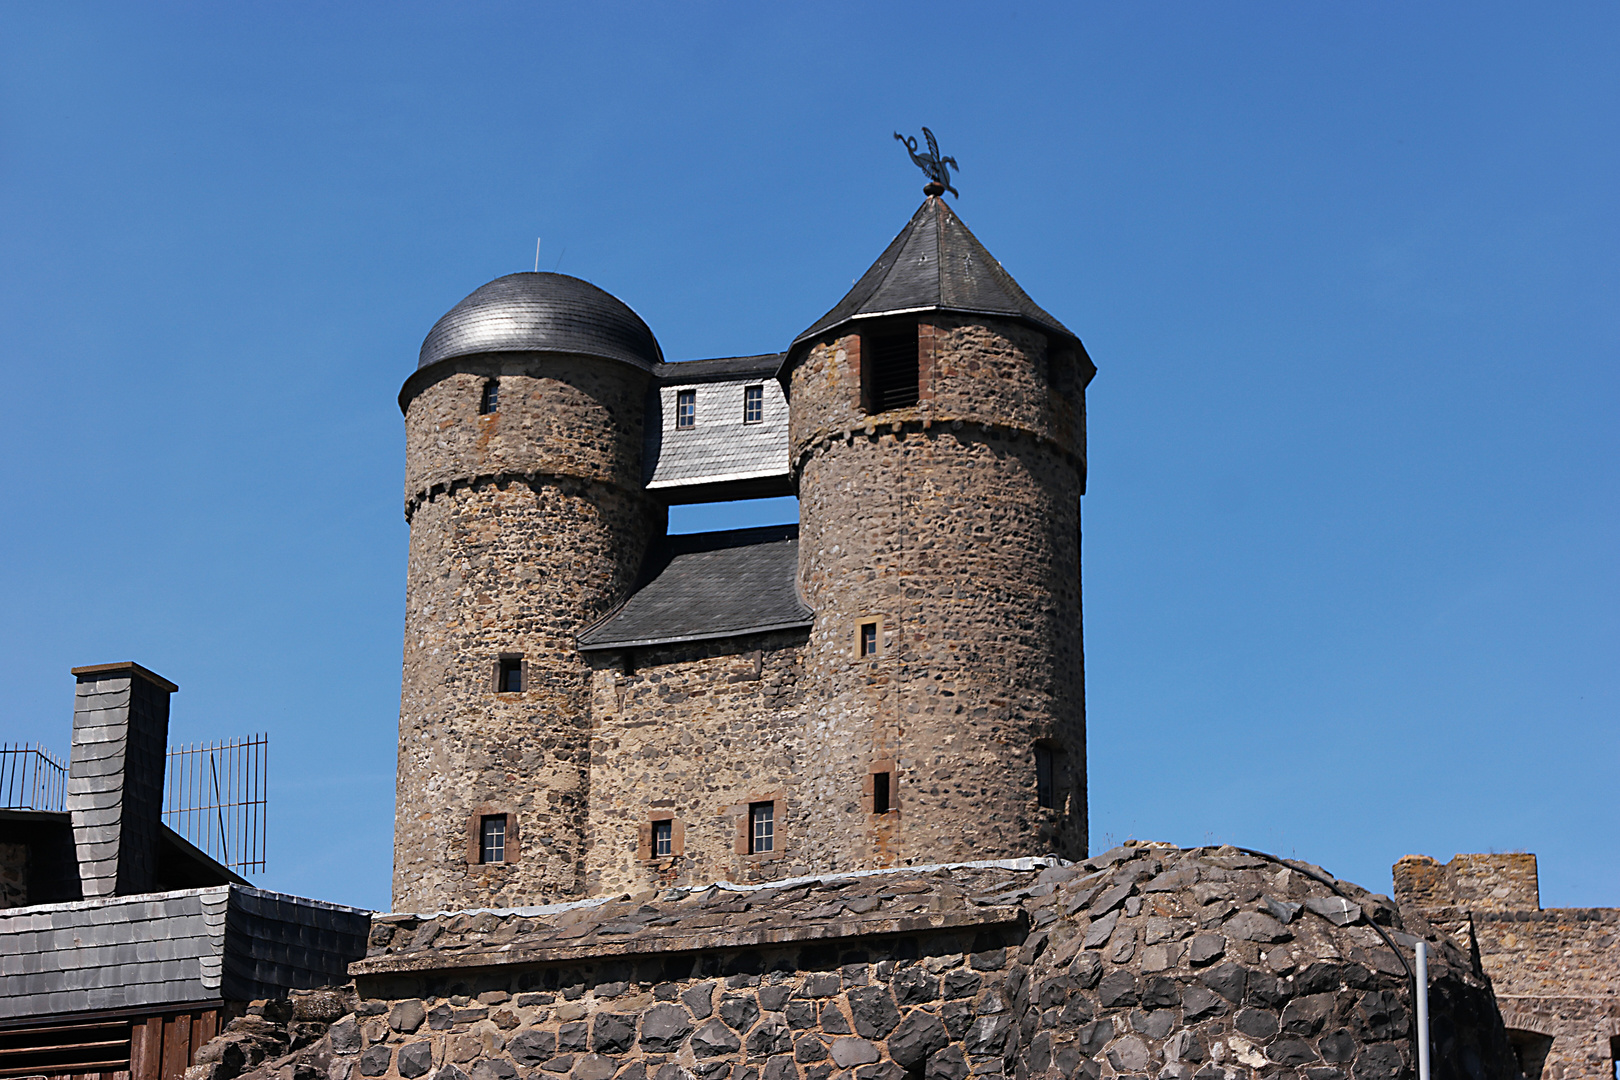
left=1, top=4, right=1614, bottom=913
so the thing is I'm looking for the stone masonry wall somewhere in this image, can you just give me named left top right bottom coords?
left=301, top=845, right=1518, bottom=1080
left=786, top=319, right=1087, bottom=873
left=1394, top=853, right=1618, bottom=1080
left=397, top=359, right=665, bottom=913
left=581, top=631, right=811, bottom=895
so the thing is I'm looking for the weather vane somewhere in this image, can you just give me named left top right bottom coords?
left=894, top=127, right=959, bottom=198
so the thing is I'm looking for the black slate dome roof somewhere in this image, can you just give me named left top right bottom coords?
left=417, top=272, right=663, bottom=371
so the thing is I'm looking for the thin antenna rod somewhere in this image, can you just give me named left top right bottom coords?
left=553, top=247, right=566, bottom=272
left=534, top=237, right=542, bottom=273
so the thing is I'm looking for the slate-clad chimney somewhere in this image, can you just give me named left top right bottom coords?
left=65, top=662, right=178, bottom=897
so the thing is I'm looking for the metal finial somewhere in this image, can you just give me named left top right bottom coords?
left=894, top=127, right=959, bottom=198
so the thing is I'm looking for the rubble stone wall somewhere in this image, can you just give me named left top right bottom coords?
left=396, top=358, right=664, bottom=914
left=582, top=631, right=812, bottom=895
left=1394, top=853, right=1618, bottom=1080
left=787, top=319, right=1087, bottom=873
left=303, top=846, right=1518, bottom=1080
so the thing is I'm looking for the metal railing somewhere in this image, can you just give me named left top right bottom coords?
left=163, top=735, right=267, bottom=874
left=0, top=743, right=67, bottom=812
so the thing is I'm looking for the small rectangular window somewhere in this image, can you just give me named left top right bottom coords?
left=480, top=379, right=499, bottom=415
left=860, top=621, right=878, bottom=658
left=749, top=801, right=774, bottom=854
left=743, top=385, right=764, bottom=424
left=872, top=772, right=891, bottom=815
left=653, top=819, right=673, bottom=857
left=676, top=389, right=696, bottom=429
left=480, top=815, right=507, bottom=863
left=498, top=657, right=523, bottom=693
left=1035, top=746, right=1055, bottom=809
left=863, top=328, right=919, bottom=413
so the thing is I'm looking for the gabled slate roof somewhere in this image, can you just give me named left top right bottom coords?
left=652, top=353, right=784, bottom=384
left=791, top=196, right=1077, bottom=351
left=577, top=526, right=811, bottom=651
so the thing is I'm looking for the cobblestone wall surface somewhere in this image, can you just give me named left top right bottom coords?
left=786, top=319, right=1087, bottom=873
left=1395, top=854, right=1618, bottom=1080
left=582, top=632, right=811, bottom=895
left=280, top=845, right=1516, bottom=1080
left=397, top=358, right=664, bottom=914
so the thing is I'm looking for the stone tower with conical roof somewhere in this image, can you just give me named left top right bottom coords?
left=782, top=194, right=1093, bottom=870
left=394, top=195, right=1091, bottom=912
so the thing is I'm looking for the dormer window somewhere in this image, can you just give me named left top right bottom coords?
left=676, top=389, right=696, bottom=429
left=861, top=326, right=919, bottom=413
left=743, top=385, right=764, bottom=424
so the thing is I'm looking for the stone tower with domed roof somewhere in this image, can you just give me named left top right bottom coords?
left=394, top=193, right=1094, bottom=914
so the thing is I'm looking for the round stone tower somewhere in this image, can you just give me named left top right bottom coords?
left=394, top=272, right=666, bottom=912
left=784, top=195, right=1094, bottom=870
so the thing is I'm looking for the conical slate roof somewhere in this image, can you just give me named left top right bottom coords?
left=792, top=196, right=1077, bottom=351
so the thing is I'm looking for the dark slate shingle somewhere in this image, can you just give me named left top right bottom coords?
left=578, top=526, right=812, bottom=651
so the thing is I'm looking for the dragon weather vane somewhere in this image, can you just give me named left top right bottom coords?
left=894, top=127, right=959, bottom=198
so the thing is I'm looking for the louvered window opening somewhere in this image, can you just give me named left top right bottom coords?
left=865, top=330, right=920, bottom=412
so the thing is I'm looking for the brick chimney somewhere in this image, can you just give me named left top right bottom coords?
left=64, top=662, right=178, bottom=897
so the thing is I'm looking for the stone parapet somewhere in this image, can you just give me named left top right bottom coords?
left=1394, top=852, right=1620, bottom=1079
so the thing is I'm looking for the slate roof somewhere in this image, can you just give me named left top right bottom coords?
left=577, top=526, right=811, bottom=651
left=417, top=273, right=664, bottom=372
left=0, top=885, right=370, bottom=1019
left=644, top=358, right=791, bottom=499
left=652, top=354, right=784, bottom=384
left=792, top=196, right=1077, bottom=351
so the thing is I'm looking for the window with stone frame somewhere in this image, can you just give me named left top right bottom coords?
left=480, top=815, right=507, bottom=863
left=496, top=656, right=524, bottom=693
left=872, top=771, right=892, bottom=815
left=859, top=621, right=879, bottom=658
left=479, top=379, right=499, bottom=415
left=639, top=816, right=684, bottom=860
left=749, top=801, right=774, bottom=854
